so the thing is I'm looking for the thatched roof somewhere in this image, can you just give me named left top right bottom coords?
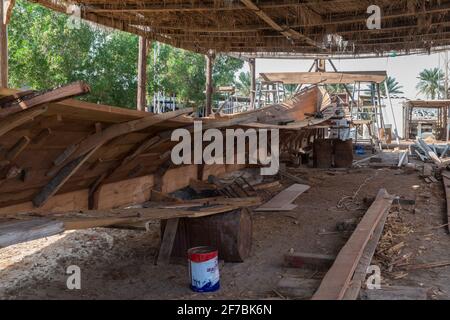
left=30, top=0, right=450, bottom=57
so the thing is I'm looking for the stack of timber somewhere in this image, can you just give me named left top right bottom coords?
left=0, top=82, right=337, bottom=248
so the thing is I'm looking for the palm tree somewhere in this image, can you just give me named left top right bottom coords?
left=236, top=71, right=251, bottom=97
left=326, top=84, right=353, bottom=94
left=381, top=76, right=403, bottom=95
left=365, top=76, right=403, bottom=97
left=416, top=68, right=444, bottom=99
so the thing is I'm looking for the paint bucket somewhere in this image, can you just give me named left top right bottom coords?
left=188, top=246, right=220, bottom=292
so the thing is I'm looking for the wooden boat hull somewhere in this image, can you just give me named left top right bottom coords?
left=0, top=85, right=332, bottom=216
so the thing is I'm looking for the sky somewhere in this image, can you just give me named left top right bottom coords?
left=250, top=52, right=446, bottom=100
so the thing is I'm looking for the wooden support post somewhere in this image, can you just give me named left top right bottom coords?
left=157, top=218, right=180, bottom=265
left=0, top=0, right=7, bottom=88
left=205, top=51, right=215, bottom=116
left=249, top=58, right=256, bottom=110
left=137, top=36, right=148, bottom=111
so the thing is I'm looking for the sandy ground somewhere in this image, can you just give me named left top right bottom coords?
left=1, top=151, right=450, bottom=300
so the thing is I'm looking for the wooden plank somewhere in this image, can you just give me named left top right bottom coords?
left=342, top=204, right=390, bottom=300
left=259, top=71, right=387, bottom=85
left=0, top=81, right=90, bottom=118
left=0, top=105, right=47, bottom=137
left=32, top=146, right=99, bottom=208
left=417, top=138, right=442, bottom=166
left=0, top=219, right=64, bottom=248
left=284, top=252, right=336, bottom=271
left=95, top=175, right=154, bottom=210
left=239, top=0, right=319, bottom=47
left=398, top=152, right=408, bottom=167
left=157, top=218, right=179, bottom=265
left=312, top=189, right=394, bottom=300
left=6, top=136, right=30, bottom=161
left=360, top=286, right=429, bottom=300
left=442, top=170, right=450, bottom=233
left=60, top=203, right=242, bottom=230
left=277, top=278, right=321, bottom=300
left=256, top=184, right=309, bottom=211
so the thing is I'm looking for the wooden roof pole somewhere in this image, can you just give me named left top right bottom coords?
left=0, top=0, right=12, bottom=88
left=137, top=36, right=148, bottom=111
left=239, top=0, right=320, bottom=48
left=249, top=58, right=256, bottom=110
left=205, top=51, right=215, bottom=116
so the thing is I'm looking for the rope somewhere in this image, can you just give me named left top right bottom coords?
left=337, top=171, right=380, bottom=211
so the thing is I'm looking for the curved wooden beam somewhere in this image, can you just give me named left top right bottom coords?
left=47, top=108, right=193, bottom=177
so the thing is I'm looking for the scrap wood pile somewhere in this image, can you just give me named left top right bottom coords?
left=374, top=209, right=415, bottom=280
left=412, top=138, right=450, bottom=167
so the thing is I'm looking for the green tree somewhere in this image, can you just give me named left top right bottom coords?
left=416, top=68, right=444, bottom=99
left=236, top=71, right=251, bottom=96
left=8, top=0, right=244, bottom=109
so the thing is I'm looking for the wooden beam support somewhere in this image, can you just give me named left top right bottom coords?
left=137, top=36, right=148, bottom=111
left=240, top=0, right=320, bottom=47
left=249, top=58, right=256, bottom=110
left=33, top=146, right=99, bottom=208
left=312, top=189, right=394, bottom=300
left=157, top=218, right=179, bottom=265
left=0, top=0, right=8, bottom=88
left=205, top=51, right=215, bottom=116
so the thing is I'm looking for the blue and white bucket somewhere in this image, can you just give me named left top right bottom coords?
left=188, top=246, right=220, bottom=292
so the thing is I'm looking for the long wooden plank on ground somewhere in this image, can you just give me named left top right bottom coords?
left=442, top=170, right=450, bottom=233
left=0, top=219, right=64, bottom=248
left=0, top=81, right=90, bottom=118
left=312, top=189, right=394, bottom=300
left=342, top=203, right=390, bottom=300
left=256, top=184, right=310, bottom=211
